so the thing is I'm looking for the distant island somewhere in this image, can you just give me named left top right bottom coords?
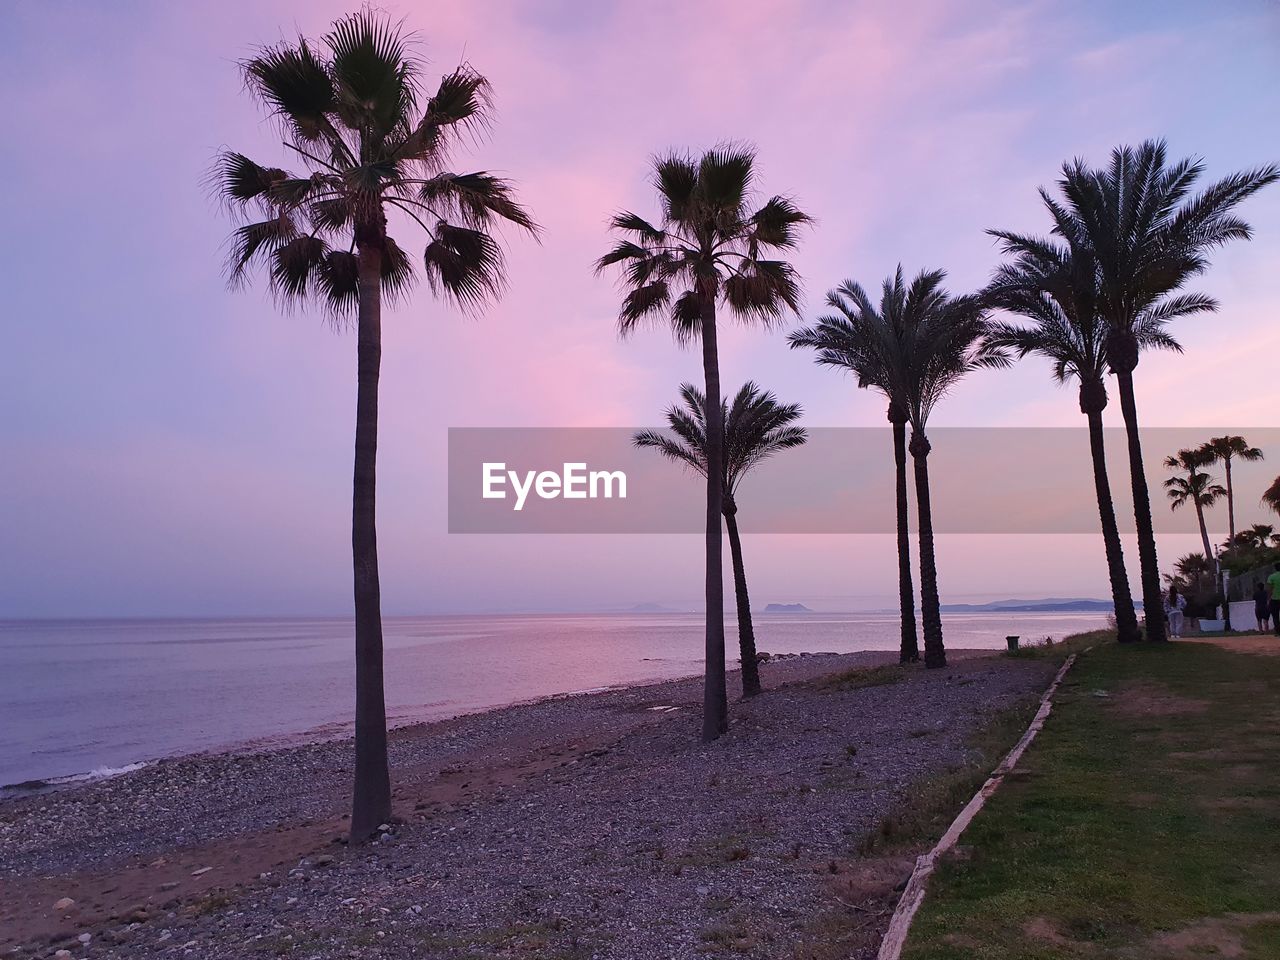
left=763, top=603, right=813, bottom=613
left=628, top=602, right=674, bottom=613
left=938, top=597, right=1138, bottom=613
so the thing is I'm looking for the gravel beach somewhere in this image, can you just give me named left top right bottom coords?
left=1, top=650, right=1056, bottom=959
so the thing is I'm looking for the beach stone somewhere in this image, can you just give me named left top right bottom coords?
left=54, top=951, right=72, bottom=959
left=314, top=854, right=335, bottom=867
left=190, top=866, right=212, bottom=876
left=78, top=933, right=91, bottom=943
left=159, top=881, right=179, bottom=891
left=53, top=897, right=76, bottom=910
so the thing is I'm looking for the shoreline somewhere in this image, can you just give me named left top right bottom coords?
left=0, top=651, right=851, bottom=800
left=0, top=647, right=1058, bottom=958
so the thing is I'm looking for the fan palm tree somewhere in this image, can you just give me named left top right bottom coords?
left=634, top=382, right=808, bottom=697
left=1265, top=477, right=1280, bottom=516
left=983, top=235, right=1142, bottom=643
left=788, top=279, right=923, bottom=663
left=793, top=268, right=1004, bottom=668
left=213, top=12, right=537, bottom=841
left=1040, top=140, right=1278, bottom=642
left=1164, top=449, right=1227, bottom=564
left=597, top=146, right=809, bottom=740
left=1198, top=436, right=1264, bottom=541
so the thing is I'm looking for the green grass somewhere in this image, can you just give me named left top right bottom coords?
left=902, top=638, right=1280, bottom=959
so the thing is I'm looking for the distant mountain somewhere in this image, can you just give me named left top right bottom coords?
left=628, top=602, right=673, bottom=613
left=763, top=603, right=812, bottom=613
left=939, top=597, right=1136, bottom=613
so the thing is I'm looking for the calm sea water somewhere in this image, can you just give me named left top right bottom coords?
left=0, top=611, right=1105, bottom=787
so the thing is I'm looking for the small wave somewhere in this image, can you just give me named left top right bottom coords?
left=3, top=761, right=153, bottom=797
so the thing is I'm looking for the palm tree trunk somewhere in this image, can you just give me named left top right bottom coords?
left=1084, top=404, right=1140, bottom=643
left=1114, top=369, right=1166, bottom=642
left=724, top=504, right=761, bottom=697
left=892, top=416, right=919, bottom=662
left=349, top=242, right=391, bottom=843
left=1224, top=458, right=1236, bottom=541
left=910, top=430, right=945, bottom=668
left=1194, top=500, right=1213, bottom=566
left=699, top=300, right=728, bottom=740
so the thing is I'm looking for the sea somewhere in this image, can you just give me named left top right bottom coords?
left=0, top=611, right=1106, bottom=789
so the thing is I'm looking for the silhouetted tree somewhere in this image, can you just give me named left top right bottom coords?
left=214, top=11, right=537, bottom=840
left=634, top=382, right=807, bottom=696
left=598, top=146, right=809, bottom=739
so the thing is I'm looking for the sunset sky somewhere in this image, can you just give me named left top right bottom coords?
left=3, top=0, right=1279, bottom=617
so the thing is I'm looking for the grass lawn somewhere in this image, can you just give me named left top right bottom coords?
left=902, top=633, right=1280, bottom=959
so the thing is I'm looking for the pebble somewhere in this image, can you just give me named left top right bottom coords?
left=1, top=653, right=1054, bottom=960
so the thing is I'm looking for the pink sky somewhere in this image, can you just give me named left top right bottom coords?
left=2, top=1, right=1278, bottom=615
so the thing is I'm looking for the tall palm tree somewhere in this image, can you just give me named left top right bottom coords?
left=789, top=279, right=922, bottom=663
left=1164, top=449, right=1227, bottom=564
left=1264, top=477, right=1280, bottom=516
left=597, top=146, right=809, bottom=740
left=1040, top=140, right=1278, bottom=642
left=214, top=12, right=537, bottom=841
left=983, top=234, right=1142, bottom=643
left=1198, top=436, right=1264, bottom=541
left=634, top=382, right=808, bottom=697
left=793, top=268, right=1004, bottom=668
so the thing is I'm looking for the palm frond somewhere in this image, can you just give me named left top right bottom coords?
left=421, top=222, right=504, bottom=308
left=414, top=171, right=538, bottom=233
left=242, top=39, right=336, bottom=144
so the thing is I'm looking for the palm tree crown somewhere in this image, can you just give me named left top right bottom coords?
left=595, top=146, right=810, bottom=339
left=633, top=382, right=807, bottom=499
left=1045, top=140, right=1278, bottom=370
left=1265, top=477, right=1280, bottom=515
left=984, top=232, right=1179, bottom=410
left=788, top=267, right=1004, bottom=432
left=214, top=11, right=537, bottom=314
left=1201, top=436, right=1264, bottom=467
left=1164, top=469, right=1226, bottom=513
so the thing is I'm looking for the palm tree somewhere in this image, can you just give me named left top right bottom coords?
left=214, top=12, right=537, bottom=841
left=1198, top=436, right=1264, bottom=541
left=983, top=234, right=1142, bottom=643
left=1243, top=523, right=1277, bottom=549
left=597, top=146, right=809, bottom=740
left=1165, top=552, right=1216, bottom=598
left=1164, top=449, right=1227, bottom=564
left=1265, top=477, right=1280, bottom=516
left=793, top=268, right=1004, bottom=668
left=789, top=280, right=922, bottom=663
left=634, top=382, right=808, bottom=697
left=1039, top=140, right=1278, bottom=642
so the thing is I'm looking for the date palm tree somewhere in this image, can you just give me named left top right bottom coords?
left=983, top=237, right=1143, bottom=643
left=213, top=11, right=537, bottom=841
left=794, top=268, right=1004, bottom=668
left=1198, top=436, right=1264, bottom=541
left=634, top=382, right=808, bottom=697
left=1042, top=140, right=1278, bottom=642
left=1164, top=449, right=1227, bottom=564
left=789, top=278, right=922, bottom=663
left=597, top=146, right=809, bottom=740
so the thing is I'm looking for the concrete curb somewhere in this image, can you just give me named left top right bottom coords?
left=875, top=651, right=1083, bottom=960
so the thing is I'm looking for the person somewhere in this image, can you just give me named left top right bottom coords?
left=1165, top=585, right=1188, bottom=639
left=1269, top=562, right=1280, bottom=638
left=1256, top=582, right=1273, bottom=633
